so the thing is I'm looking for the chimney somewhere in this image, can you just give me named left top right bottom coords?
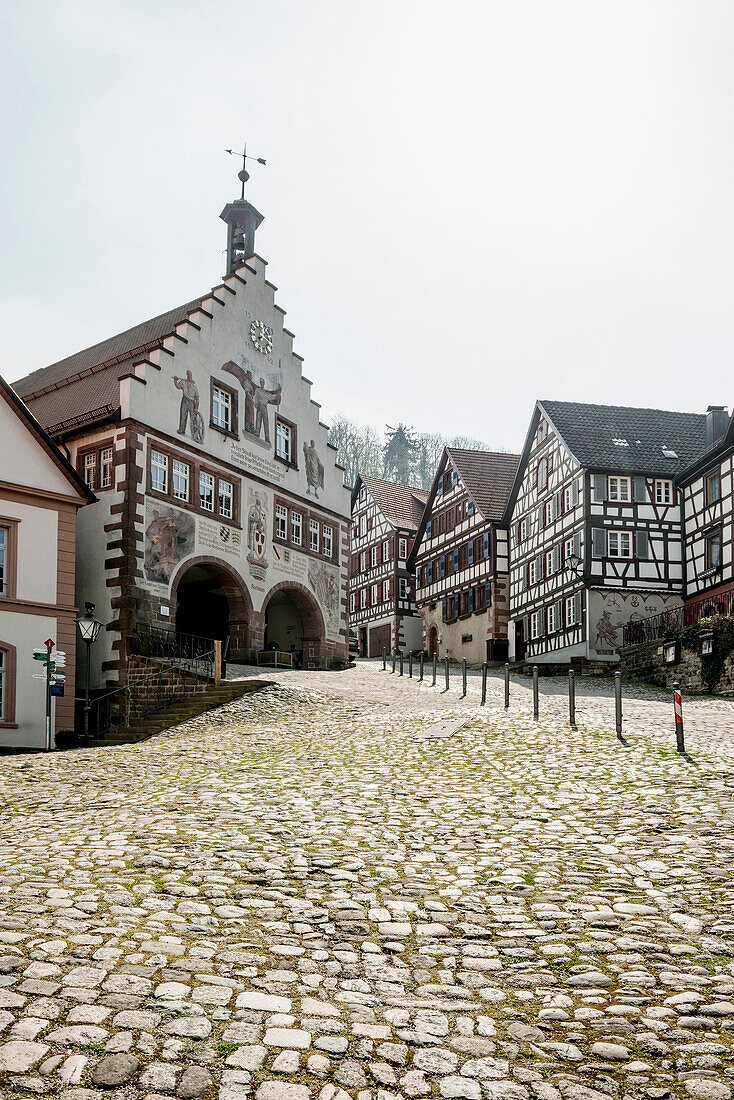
left=706, top=405, right=729, bottom=448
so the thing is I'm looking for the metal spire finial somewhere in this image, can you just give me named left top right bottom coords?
left=225, top=143, right=267, bottom=199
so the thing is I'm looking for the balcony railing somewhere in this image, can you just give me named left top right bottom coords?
left=622, top=585, right=734, bottom=646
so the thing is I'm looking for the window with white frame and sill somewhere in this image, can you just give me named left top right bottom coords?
left=563, top=484, right=573, bottom=512
left=349, top=593, right=355, bottom=613
left=565, top=595, right=577, bottom=626
left=655, top=479, right=674, bottom=506
left=151, top=450, right=168, bottom=494
left=275, top=504, right=288, bottom=541
left=172, top=459, right=189, bottom=502
left=608, top=476, right=631, bottom=503
left=399, top=577, right=408, bottom=600
left=545, top=549, right=554, bottom=577
left=531, top=610, right=544, bottom=638
left=291, top=511, right=302, bottom=546
left=275, top=418, right=294, bottom=464
left=371, top=584, right=378, bottom=605
left=370, top=545, right=378, bottom=568
left=527, top=558, right=538, bottom=586
left=382, top=539, right=390, bottom=560
left=383, top=579, right=390, bottom=602
left=544, top=499, right=553, bottom=527
left=360, top=589, right=367, bottom=609
left=398, top=537, right=407, bottom=560
left=310, top=520, right=319, bottom=553
left=211, top=385, right=233, bottom=432
left=546, top=603, right=558, bottom=633
left=218, top=480, right=233, bottom=519
left=517, top=517, right=528, bottom=543
left=607, top=530, right=633, bottom=558
left=199, top=471, right=214, bottom=512
left=323, top=526, right=333, bottom=559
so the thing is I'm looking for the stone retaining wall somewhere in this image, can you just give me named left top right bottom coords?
left=620, top=637, right=734, bottom=695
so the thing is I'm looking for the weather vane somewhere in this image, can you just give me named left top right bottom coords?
left=225, top=143, right=266, bottom=200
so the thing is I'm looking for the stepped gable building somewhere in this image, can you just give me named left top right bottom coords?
left=12, top=190, right=351, bottom=690
left=349, top=475, right=428, bottom=656
left=677, top=406, right=734, bottom=619
left=410, top=447, right=520, bottom=664
left=0, top=374, right=94, bottom=748
left=503, top=400, right=708, bottom=666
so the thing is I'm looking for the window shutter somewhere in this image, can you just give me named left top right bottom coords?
left=536, top=554, right=543, bottom=578
left=536, top=612, right=546, bottom=638
left=633, top=475, right=646, bottom=502
left=592, top=527, right=606, bottom=558
left=483, top=532, right=490, bottom=558
left=468, top=541, right=474, bottom=565
left=442, top=598, right=447, bottom=622
left=573, top=530, right=582, bottom=558
left=574, top=591, right=582, bottom=623
left=426, top=519, right=432, bottom=538
left=593, top=474, right=606, bottom=502
left=553, top=544, right=561, bottom=573
left=556, top=599, right=564, bottom=628
left=427, top=561, right=433, bottom=584
left=416, top=567, right=422, bottom=589
left=637, top=529, right=649, bottom=559
left=468, top=588, right=475, bottom=613
left=572, top=479, right=580, bottom=505
left=440, top=554, right=446, bottom=578
left=538, top=505, right=544, bottom=530
left=453, top=548, right=459, bottom=571
left=485, top=580, right=492, bottom=607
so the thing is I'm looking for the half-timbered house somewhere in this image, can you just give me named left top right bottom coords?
left=410, top=448, right=520, bottom=664
left=349, top=475, right=428, bottom=656
left=11, top=186, right=351, bottom=696
left=504, top=400, right=708, bottom=665
left=678, top=406, right=734, bottom=619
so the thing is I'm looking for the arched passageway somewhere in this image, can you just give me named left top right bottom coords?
left=261, top=583, right=327, bottom=668
left=171, top=558, right=252, bottom=660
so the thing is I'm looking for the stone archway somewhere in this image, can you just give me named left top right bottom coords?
left=261, top=581, right=328, bottom=669
left=169, top=556, right=254, bottom=662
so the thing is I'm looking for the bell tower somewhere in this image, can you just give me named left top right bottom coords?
left=220, top=143, right=266, bottom=275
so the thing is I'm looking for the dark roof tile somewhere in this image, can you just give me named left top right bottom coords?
left=361, top=476, right=429, bottom=531
left=446, top=448, right=521, bottom=521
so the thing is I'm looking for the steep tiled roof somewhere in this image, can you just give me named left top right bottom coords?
left=361, top=476, right=429, bottom=532
left=540, top=400, right=708, bottom=476
left=446, top=448, right=521, bottom=521
left=23, top=364, right=121, bottom=433
left=13, top=298, right=203, bottom=401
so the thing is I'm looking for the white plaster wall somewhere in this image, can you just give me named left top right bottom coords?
left=0, top=499, right=58, bottom=604
left=1, top=398, right=74, bottom=497
left=402, top=615, right=423, bottom=653
left=0, top=610, right=57, bottom=750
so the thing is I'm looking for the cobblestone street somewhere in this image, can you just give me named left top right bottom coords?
left=2, top=661, right=734, bottom=1100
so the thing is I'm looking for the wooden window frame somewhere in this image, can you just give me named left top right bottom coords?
left=274, top=415, right=298, bottom=469
left=172, top=458, right=190, bottom=503
left=77, top=438, right=116, bottom=492
left=210, top=378, right=238, bottom=438
left=0, top=640, right=17, bottom=728
left=608, top=475, right=632, bottom=504
left=654, top=479, right=674, bottom=506
left=273, top=496, right=338, bottom=564
left=275, top=503, right=288, bottom=541
left=565, top=594, right=577, bottom=627
left=0, top=518, right=20, bottom=600
left=398, top=537, right=408, bottom=560
left=546, top=604, right=558, bottom=634
left=147, top=440, right=241, bottom=527
left=705, top=471, right=722, bottom=506
left=607, top=529, right=634, bottom=559
left=705, top=528, right=723, bottom=572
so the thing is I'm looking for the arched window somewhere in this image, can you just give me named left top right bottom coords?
left=0, top=641, right=17, bottom=727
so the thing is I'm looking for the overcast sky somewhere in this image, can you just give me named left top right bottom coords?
left=2, top=1, right=734, bottom=450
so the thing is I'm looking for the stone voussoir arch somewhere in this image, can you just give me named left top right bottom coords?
left=168, top=554, right=255, bottom=661
left=261, top=579, right=328, bottom=668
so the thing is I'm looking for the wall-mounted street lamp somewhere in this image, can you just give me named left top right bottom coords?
left=566, top=552, right=583, bottom=578
left=76, top=602, right=103, bottom=738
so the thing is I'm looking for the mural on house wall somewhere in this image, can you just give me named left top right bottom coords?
left=246, top=487, right=269, bottom=583
left=144, top=503, right=196, bottom=584
left=308, top=559, right=340, bottom=635
left=173, top=371, right=205, bottom=443
left=222, top=355, right=283, bottom=446
left=303, top=439, right=324, bottom=499
left=589, top=589, right=683, bottom=657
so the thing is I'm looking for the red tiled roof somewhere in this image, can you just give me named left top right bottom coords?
left=361, top=476, right=429, bottom=532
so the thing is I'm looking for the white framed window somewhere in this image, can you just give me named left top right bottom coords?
left=310, top=520, right=319, bottom=553
left=360, top=551, right=367, bottom=572
left=275, top=419, right=292, bottom=463
left=275, top=504, right=288, bottom=540
left=655, top=479, right=674, bottom=506
left=565, top=595, right=577, bottom=626
left=151, top=450, right=168, bottom=494
left=100, top=447, right=114, bottom=489
left=359, top=515, right=367, bottom=537
left=84, top=452, right=96, bottom=489
left=219, top=480, right=233, bottom=519
left=545, top=549, right=554, bottom=577
left=172, top=459, right=189, bottom=501
left=544, top=499, right=553, bottom=527
left=563, top=484, right=573, bottom=512
left=527, top=558, right=537, bottom=585
left=0, top=527, right=6, bottom=596
left=383, top=579, right=390, bottom=602
left=518, top=517, right=528, bottom=543
left=398, top=537, right=407, bottom=559
left=323, top=526, right=333, bottom=559
left=350, top=593, right=355, bottom=613
left=291, top=511, right=302, bottom=545
left=608, top=529, right=633, bottom=558
left=564, top=536, right=575, bottom=562
left=371, top=545, right=378, bottom=567
left=371, top=584, right=378, bottom=605
left=199, top=471, right=214, bottom=511
left=608, top=476, right=631, bottom=502
left=531, top=610, right=544, bottom=638
left=383, top=539, right=390, bottom=560
left=360, top=588, right=367, bottom=609
left=399, top=577, right=408, bottom=599
left=547, top=603, right=557, bottom=633
left=212, top=385, right=232, bottom=432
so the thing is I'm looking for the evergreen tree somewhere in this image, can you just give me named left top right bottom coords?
left=383, top=423, right=420, bottom=484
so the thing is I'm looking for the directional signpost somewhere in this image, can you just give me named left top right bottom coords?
left=32, top=640, right=65, bottom=751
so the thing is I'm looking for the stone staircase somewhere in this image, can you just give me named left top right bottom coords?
left=89, top=678, right=269, bottom=746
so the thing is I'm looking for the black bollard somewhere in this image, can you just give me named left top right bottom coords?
left=614, top=670, right=623, bottom=739
left=432, top=653, right=437, bottom=686
left=568, top=669, right=576, bottom=730
left=444, top=655, right=449, bottom=690
left=481, top=662, right=487, bottom=706
left=673, top=680, right=685, bottom=753
left=382, top=647, right=386, bottom=671
left=409, top=653, right=413, bottom=678
left=392, top=650, right=396, bottom=674
left=533, top=665, right=539, bottom=721
left=462, top=659, right=467, bottom=697
left=504, top=662, right=510, bottom=710
left=399, top=652, right=404, bottom=677
left=419, top=653, right=424, bottom=681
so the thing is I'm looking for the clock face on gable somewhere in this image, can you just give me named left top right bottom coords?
left=250, top=319, right=273, bottom=355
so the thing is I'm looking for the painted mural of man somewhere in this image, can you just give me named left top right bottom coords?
left=253, top=377, right=282, bottom=444
left=173, top=370, right=199, bottom=436
left=303, top=439, right=325, bottom=498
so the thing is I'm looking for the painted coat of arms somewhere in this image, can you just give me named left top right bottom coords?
left=246, top=489, right=269, bottom=581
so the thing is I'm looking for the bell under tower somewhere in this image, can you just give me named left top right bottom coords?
left=220, top=142, right=266, bottom=275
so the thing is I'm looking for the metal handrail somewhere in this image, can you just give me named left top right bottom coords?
left=623, top=587, right=734, bottom=646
